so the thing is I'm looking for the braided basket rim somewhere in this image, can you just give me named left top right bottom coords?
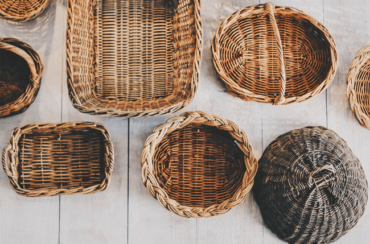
left=140, top=111, right=258, bottom=218
left=2, top=122, right=114, bottom=197
left=212, top=3, right=338, bottom=105
left=0, top=38, right=44, bottom=118
left=66, top=0, right=203, bottom=118
left=0, top=0, right=51, bottom=22
left=347, top=45, right=370, bottom=129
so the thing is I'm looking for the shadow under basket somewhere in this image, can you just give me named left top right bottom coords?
left=141, top=111, right=258, bottom=218
left=0, top=0, right=51, bottom=22
left=212, top=3, right=337, bottom=105
left=0, top=38, right=43, bottom=118
left=66, top=0, right=202, bottom=117
left=347, top=45, right=370, bottom=130
left=2, top=122, right=114, bottom=197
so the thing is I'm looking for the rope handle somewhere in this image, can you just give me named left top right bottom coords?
left=0, top=42, right=39, bottom=86
left=2, top=144, right=14, bottom=178
left=264, top=3, right=286, bottom=105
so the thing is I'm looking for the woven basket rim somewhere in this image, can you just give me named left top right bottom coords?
left=347, top=45, right=370, bottom=129
left=212, top=2, right=338, bottom=105
left=66, top=0, right=203, bottom=118
left=2, top=122, right=114, bottom=197
left=0, top=38, right=44, bottom=117
left=141, top=111, right=258, bottom=218
left=0, top=0, right=51, bottom=22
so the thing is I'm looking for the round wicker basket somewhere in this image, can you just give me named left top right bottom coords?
left=0, top=38, right=43, bottom=117
left=254, top=126, right=368, bottom=244
left=141, top=111, right=258, bottom=218
left=212, top=3, right=337, bottom=105
left=347, top=45, right=370, bottom=129
left=0, top=0, right=51, bottom=22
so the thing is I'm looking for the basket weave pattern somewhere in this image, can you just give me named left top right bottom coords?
left=2, top=122, right=114, bottom=197
left=0, top=38, right=43, bottom=118
left=67, top=0, right=202, bottom=117
left=347, top=45, right=370, bottom=129
left=254, top=126, right=368, bottom=244
left=0, top=0, right=51, bottom=22
left=141, top=111, right=258, bottom=218
left=212, top=3, right=337, bottom=105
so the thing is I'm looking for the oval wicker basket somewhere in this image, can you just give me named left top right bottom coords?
left=254, top=126, right=368, bottom=244
left=0, top=0, right=51, bottom=22
left=2, top=122, right=114, bottom=197
left=212, top=3, right=337, bottom=105
left=67, top=0, right=202, bottom=117
left=0, top=38, right=43, bottom=118
left=347, top=45, right=370, bottom=129
left=141, top=111, right=258, bottom=218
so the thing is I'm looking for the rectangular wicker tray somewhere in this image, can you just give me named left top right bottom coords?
left=66, top=0, right=202, bottom=117
left=2, top=122, right=114, bottom=197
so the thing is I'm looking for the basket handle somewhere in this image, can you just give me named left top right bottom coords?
left=264, top=3, right=286, bottom=105
left=0, top=42, right=39, bottom=86
left=2, top=144, right=14, bottom=178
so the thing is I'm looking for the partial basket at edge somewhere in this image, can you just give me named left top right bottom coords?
left=0, top=38, right=43, bottom=118
left=347, top=45, right=370, bottom=130
left=2, top=122, right=114, bottom=197
left=141, top=111, right=258, bottom=218
left=0, top=0, right=51, bottom=22
left=212, top=3, right=337, bottom=105
left=67, top=0, right=202, bottom=117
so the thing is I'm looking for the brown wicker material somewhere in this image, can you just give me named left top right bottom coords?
left=254, top=126, right=368, bottom=244
left=347, top=45, right=370, bottom=129
left=2, top=122, right=114, bottom=197
left=0, top=38, right=43, bottom=118
left=212, top=3, right=338, bottom=105
left=141, top=111, right=258, bottom=218
left=66, top=0, right=202, bottom=118
left=0, top=0, right=51, bottom=22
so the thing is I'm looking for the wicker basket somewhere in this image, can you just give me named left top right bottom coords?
left=0, top=38, right=43, bottom=118
left=2, top=122, right=114, bottom=197
left=66, top=0, right=202, bottom=118
left=0, top=0, right=51, bottom=22
left=254, top=126, right=368, bottom=244
left=347, top=45, right=370, bottom=129
left=212, top=3, right=337, bottom=105
left=141, top=111, right=258, bottom=218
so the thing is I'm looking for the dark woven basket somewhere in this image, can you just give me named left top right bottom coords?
left=254, top=126, right=368, bottom=244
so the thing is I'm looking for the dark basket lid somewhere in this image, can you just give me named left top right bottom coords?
left=254, top=126, right=368, bottom=244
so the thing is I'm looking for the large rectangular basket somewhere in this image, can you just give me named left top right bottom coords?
left=2, top=122, right=114, bottom=197
left=66, top=0, right=202, bottom=117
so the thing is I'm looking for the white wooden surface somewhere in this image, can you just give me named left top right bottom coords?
left=0, top=0, right=369, bottom=243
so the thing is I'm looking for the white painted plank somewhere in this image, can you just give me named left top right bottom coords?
left=59, top=0, right=128, bottom=243
left=325, top=0, right=370, bottom=243
left=0, top=1, right=63, bottom=243
left=128, top=116, right=197, bottom=244
left=192, top=0, right=265, bottom=243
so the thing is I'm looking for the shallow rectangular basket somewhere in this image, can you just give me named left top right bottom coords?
left=66, top=0, right=202, bottom=118
left=2, top=122, right=114, bottom=197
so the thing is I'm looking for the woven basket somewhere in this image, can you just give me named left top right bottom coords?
left=2, top=122, right=114, bottom=197
left=254, top=126, right=368, bottom=244
left=0, top=38, right=43, bottom=118
left=0, top=0, right=51, bottom=22
left=347, top=45, right=370, bottom=129
left=66, top=0, right=202, bottom=118
left=141, top=111, right=258, bottom=218
left=212, top=3, right=337, bottom=105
